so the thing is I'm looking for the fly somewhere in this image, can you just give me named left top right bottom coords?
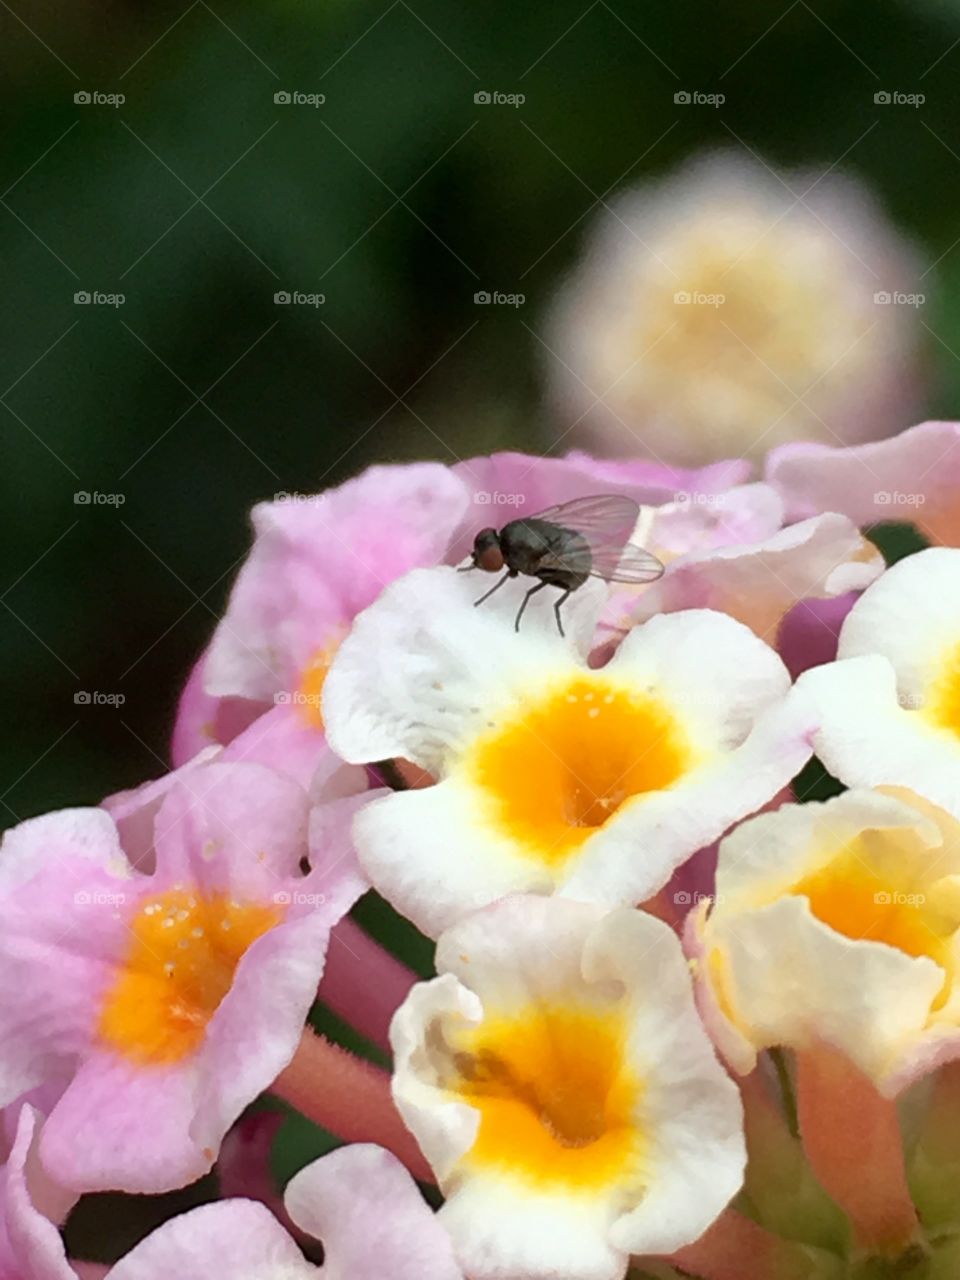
left=461, top=494, right=664, bottom=636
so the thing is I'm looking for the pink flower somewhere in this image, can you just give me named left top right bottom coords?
left=0, top=1106, right=78, bottom=1280
left=0, top=761, right=364, bottom=1193
left=172, top=463, right=472, bottom=773
left=107, top=1144, right=461, bottom=1280
left=768, top=420, right=960, bottom=544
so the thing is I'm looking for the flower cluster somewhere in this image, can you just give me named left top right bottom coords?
left=6, top=423, right=960, bottom=1278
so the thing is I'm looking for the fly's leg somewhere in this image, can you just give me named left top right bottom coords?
left=514, top=580, right=547, bottom=631
left=553, top=588, right=573, bottom=638
left=474, top=570, right=511, bottom=607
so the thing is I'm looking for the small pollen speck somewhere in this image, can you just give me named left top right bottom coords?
left=191, top=927, right=204, bottom=939
left=201, top=841, right=218, bottom=861
left=584, top=692, right=594, bottom=701
left=162, top=918, right=175, bottom=929
left=177, top=938, right=190, bottom=949
left=588, top=707, right=600, bottom=719
left=163, top=962, right=175, bottom=977
left=603, top=694, right=614, bottom=705
left=220, top=919, right=231, bottom=930
left=566, top=694, right=578, bottom=703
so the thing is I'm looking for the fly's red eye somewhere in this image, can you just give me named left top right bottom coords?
left=478, top=544, right=505, bottom=572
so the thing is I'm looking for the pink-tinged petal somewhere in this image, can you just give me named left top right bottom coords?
left=190, top=910, right=346, bottom=1164
left=652, top=483, right=784, bottom=557
left=317, top=919, right=416, bottom=1054
left=0, top=836, right=130, bottom=1105
left=150, top=762, right=310, bottom=900
left=105, top=1199, right=316, bottom=1280
left=2, top=1107, right=77, bottom=1280
left=102, top=748, right=220, bottom=874
left=285, top=1144, right=462, bottom=1280
left=0, top=809, right=126, bottom=893
left=171, top=651, right=267, bottom=766
left=777, top=591, right=859, bottom=680
left=204, top=464, right=471, bottom=704
left=564, top=451, right=753, bottom=493
left=768, top=421, right=960, bottom=541
left=219, top=704, right=360, bottom=794
left=41, top=1058, right=210, bottom=1194
left=630, top=513, right=883, bottom=642
left=449, top=451, right=753, bottom=561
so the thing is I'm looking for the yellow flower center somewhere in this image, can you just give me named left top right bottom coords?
left=924, top=645, right=960, bottom=737
left=466, top=677, right=691, bottom=866
left=792, top=843, right=959, bottom=1007
left=99, top=889, right=281, bottom=1064
left=448, top=1002, right=644, bottom=1191
left=296, top=635, right=345, bottom=730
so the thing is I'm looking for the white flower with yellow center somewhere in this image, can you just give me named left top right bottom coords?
left=797, top=547, right=960, bottom=815
left=546, top=150, right=925, bottom=465
left=391, top=896, right=745, bottom=1280
left=691, top=787, right=960, bottom=1096
left=322, top=566, right=811, bottom=936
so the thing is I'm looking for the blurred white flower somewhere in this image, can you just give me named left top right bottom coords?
left=545, top=150, right=928, bottom=465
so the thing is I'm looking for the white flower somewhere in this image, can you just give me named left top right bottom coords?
left=391, top=896, right=746, bottom=1280
left=797, top=547, right=960, bottom=815
left=322, top=566, right=811, bottom=937
left=546, top=150, right=926, bottom=465
left=690, top=787, right=960, bottom=1095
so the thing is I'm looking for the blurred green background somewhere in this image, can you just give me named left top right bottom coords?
left=4, top=0, right=960, bottom=822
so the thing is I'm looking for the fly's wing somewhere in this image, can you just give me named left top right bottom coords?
left=528, top=494, right=664, bottom=584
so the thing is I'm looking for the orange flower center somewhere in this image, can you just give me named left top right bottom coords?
left=448, top=1002, right=644, bottom=1191
left=467, top=677, right=691, bottom=866
left=98, top=889, right=281, bottom=1064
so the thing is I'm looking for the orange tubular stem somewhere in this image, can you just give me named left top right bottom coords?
left=795, top=1044, right=918, bottom=1255
left=667, top=1208, right=819, bottom=1280
left=271, top=1028, right=431, bottom=1182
